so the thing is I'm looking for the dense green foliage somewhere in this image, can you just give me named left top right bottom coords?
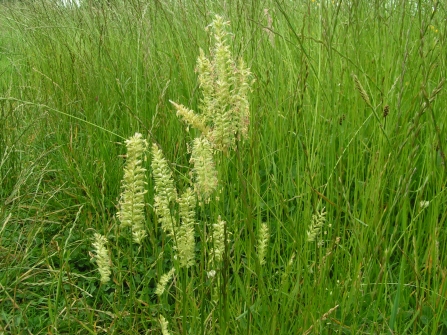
left=1, top=0, right=446, bottom=334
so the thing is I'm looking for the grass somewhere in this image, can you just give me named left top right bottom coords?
left=1, top=0, right=446, bottom=334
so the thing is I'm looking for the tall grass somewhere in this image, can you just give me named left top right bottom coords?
left=1, top=0, right=446, bottom=334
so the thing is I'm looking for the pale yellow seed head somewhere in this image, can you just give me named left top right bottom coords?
left=307, top=207, right=327, bottom=242
left=190, top=136, right=218, bottom=201
left=155, top=267, right=175, bottom=296
left=118, top=133, right=148, bottom=244
left=257, top=223, right=270, bottom=265
left=92, top=233, right=112, bottom=283
left=151, top=143, right=178, bottom=235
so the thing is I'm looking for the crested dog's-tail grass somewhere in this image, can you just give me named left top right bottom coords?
left=117, top=132, right=148, bottom=244
left=92, top=233, right=112, bottom=284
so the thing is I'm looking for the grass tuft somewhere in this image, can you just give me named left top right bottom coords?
left=1, top=0, right=446, bottom=333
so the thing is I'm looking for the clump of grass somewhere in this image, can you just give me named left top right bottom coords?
left=3, top=0, right=447, bottom=333
left=170, top=15, right=253, bottom=153
left=88, top=15, right=256, bottom=332
left=149, top=144, right=198, bottom=269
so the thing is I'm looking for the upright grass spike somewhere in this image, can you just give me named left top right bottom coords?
left=257, top=223, right=270, bottom=266
left=151, top=143, right=178, bottom=236
left=159, top=315, right=171, bottom=335
left=92, top=233, right=112, bottom=284
left=176, top=188, right=196, bottom=268
left=190, top=136, right=218, bottom=202
left=118, top=133, right=148, bottom=244
left=210, top=216, right=226, bottom=265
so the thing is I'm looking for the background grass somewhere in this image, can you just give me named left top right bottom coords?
left=1, top=0, right=446, bottom=334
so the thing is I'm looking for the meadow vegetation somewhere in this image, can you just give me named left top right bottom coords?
left=0, top=0, right=446, bottom=334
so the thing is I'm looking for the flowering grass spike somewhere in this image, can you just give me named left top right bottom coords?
left=176, top=188, right=196, bottom=268
left=151, top=143, right=178, bottom=235
left=170, top=15, right=253, bottom=153
left=210, top=216, right=226, bottom=264
left=155, top=267, right=176, bottom=296
left=92, top=233, right=112, bottom=283
left=118, top=133, right=148, bottom=244
left=159, top=315, right=171, bottom=335
left=190, top=136, right=218, bottom=201
left=307, top=207, right=327, bottom=243
left=257, top=223, right=269, bottom=265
